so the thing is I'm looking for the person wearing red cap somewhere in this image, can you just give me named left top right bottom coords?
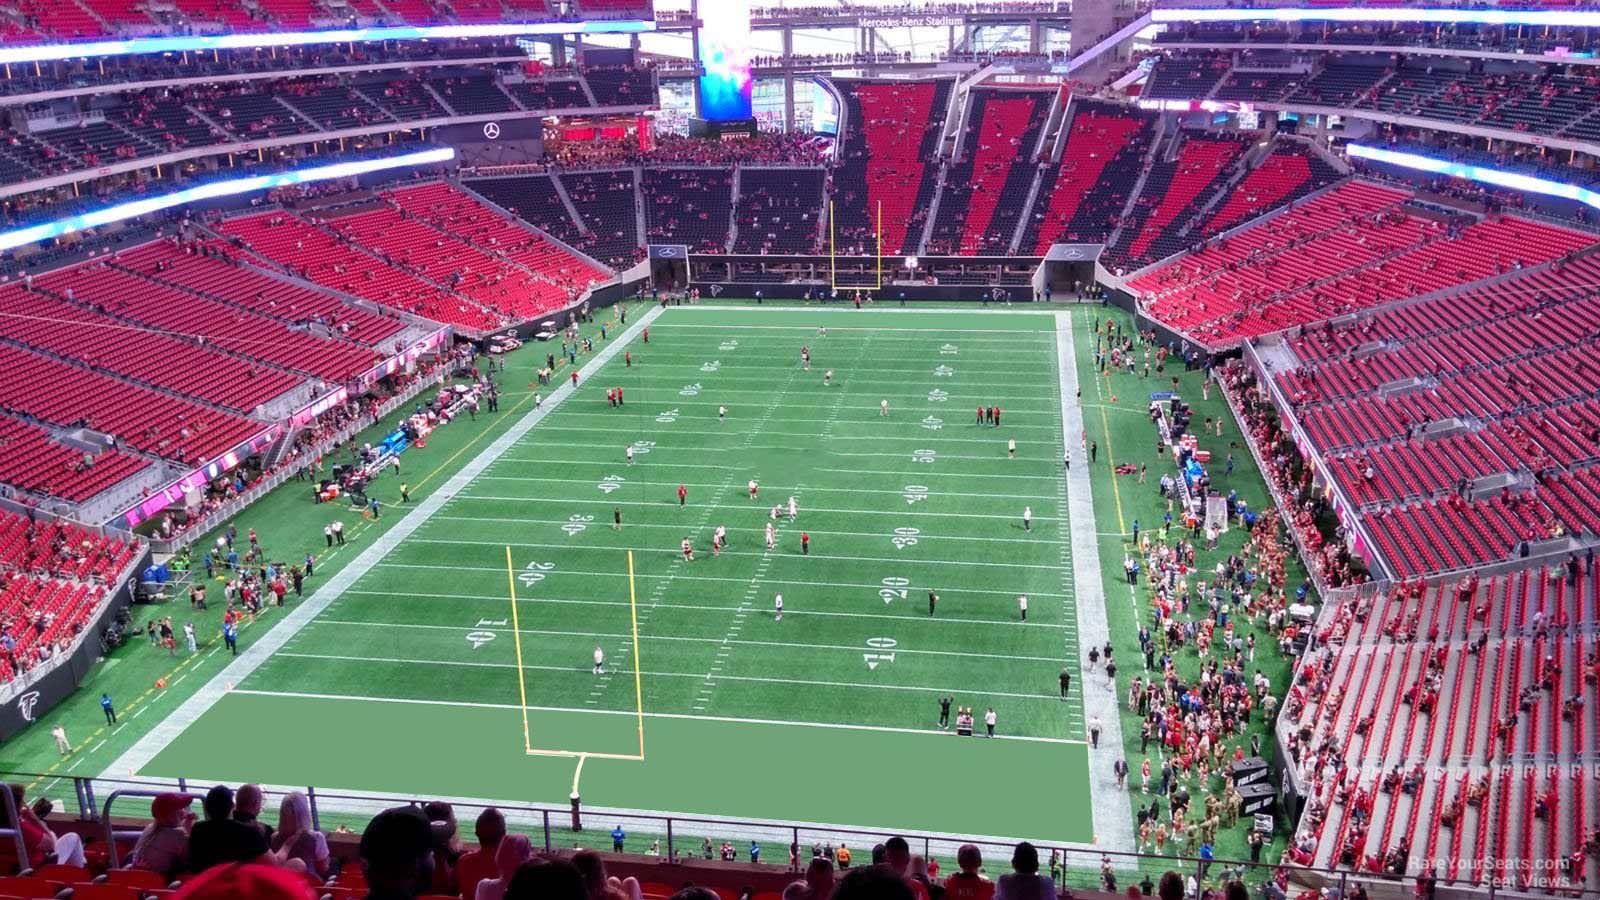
left=130, top=792, right=195, bottom=879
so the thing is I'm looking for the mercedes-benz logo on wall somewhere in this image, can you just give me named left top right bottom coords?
left=1062, top=248, right=1085, bottom=260
left=657, top=247, right=681, bottom=258
left=482, top=122, right=501, bottom=140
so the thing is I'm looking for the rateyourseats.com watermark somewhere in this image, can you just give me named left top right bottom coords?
left=1415, top=858, right=1587, bottom=889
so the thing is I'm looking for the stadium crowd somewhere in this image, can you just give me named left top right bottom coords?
left=1219, top=363, right=1365, bottom=590
left=4, top=778, right=1276, bottom=900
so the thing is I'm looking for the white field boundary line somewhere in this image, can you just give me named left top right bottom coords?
left=366, top=563, right=1074, bottom=600
left=271, top=651, right=1066, bottom=702
left=336, top=588, right=1072, bottom=630
left=226, top=688, right=1087, bottom=745
left=395, top=538, right=1069, bottom=572
left=306, top=618, right=1071, bottom=664
left=1056, top=311, right=1137, bottom=852
left=104, top=304, right=665, bottom=779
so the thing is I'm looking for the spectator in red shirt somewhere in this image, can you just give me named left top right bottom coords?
left=455, top=808, right=506, bottom=899
left=3, top=783, right=86, bottom=869
left=943, top=844, right=994, bottom=900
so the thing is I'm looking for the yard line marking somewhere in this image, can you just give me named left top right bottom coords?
left=397, top=538, right=1067, bottom=571
left=541, top=385, right=1059, bottom=398
left=816, top=467, right=1058, bottom=482
left=339, top=590, right=1069, bottom=629
left=106, top=304, right=665, bottom=779
left=272, top=651, right=1066, bottom=701
left=470, top=474, right=1050, bottom=501
left=365, top=562, right=1072, bottom=599
left=532, top=425, right=1062, bottom=440
left=433, top=511, right=1053, bottom=532
left=309, top=618, right=1070, bottom=663
left=227, top=688, right=1086, bottom=745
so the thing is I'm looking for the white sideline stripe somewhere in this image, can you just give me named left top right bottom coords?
left=306, top=618, right=1070, bottom=663
left=225, top=688, right=1087, bottom=745
left=1056, top=310, right=1136, bottom=852
left=365, top=563, right=1073, bottom=599
left=470, top=474, right=1051, bottom=501
left=105, top=305, right=666, bottom=779
left=401, top=537, right=1066, bottom=570
left=435, top=508, right=1054, bottom=527
left=273, top=651, right=1066, bottom=701
left=339, top=590, right=1070, bottom=629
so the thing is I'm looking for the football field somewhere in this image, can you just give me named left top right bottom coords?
left=125, top=306, right=1103, bottom=844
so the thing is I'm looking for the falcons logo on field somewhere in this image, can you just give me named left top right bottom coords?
left=17, top=691, right=40, bottom=722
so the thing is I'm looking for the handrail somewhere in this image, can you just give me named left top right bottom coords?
left=100, top=788, right=182, bottom=869
left=0, top=779, right=29, bottom=869
left=0, top=769, right=1593, bottom=898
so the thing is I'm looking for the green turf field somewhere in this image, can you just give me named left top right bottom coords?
left=131, top=306, right=1097, bottom=844
left=4, top=300, right=1303, bottom=870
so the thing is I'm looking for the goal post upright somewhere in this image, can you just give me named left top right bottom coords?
left=627, top=550, right=645, bottom=760
left=829, top=199, right=836, bottom=291
left=504, top=545, right=532, bottom=753
left=876, top=199, right=883, bottom=290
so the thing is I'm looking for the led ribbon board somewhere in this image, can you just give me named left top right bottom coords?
left=1346, top=143, right=1600, bottom=212
left=0, top=146, right=457, bottom=253
left=696, top=0, right=754, bottom=121
left=1152, top=6, right=1600, bottom=28
left=0, top=19, right=654, bottom=66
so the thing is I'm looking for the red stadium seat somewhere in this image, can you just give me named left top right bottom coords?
left=102, top=869, right=169, bottom=890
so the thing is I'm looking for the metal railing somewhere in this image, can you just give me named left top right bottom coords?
left=5, top=770, right=1596, bottom=898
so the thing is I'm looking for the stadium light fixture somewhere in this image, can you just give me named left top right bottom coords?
left=0, top=19, right=654, bottom=66
left=1151, top=6, right=1600, bottom=28
left=1346, top=143, right=1600, bottom=212
left=0, top=146, right=457, bottom=254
